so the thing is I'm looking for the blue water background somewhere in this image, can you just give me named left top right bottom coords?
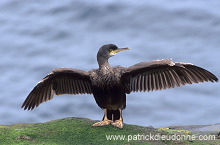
left=0, top=0, right=220, bottom=127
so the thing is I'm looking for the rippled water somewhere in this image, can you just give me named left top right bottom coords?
left=0, top=0, right=220, bottom=127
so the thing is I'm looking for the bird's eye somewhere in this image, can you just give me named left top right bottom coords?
left=110, top=49, right=113, bottom=52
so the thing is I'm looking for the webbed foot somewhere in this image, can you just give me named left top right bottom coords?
left=92, top=119, right=112, bottom=127
left=111, top=120, right=124, bottom=128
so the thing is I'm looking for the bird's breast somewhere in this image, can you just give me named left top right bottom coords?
left=89, top=69, right=121, bottom=88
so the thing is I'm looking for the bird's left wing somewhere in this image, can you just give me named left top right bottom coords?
left=22, top=68, right=92, bottom=110
left=121, top=59, right=218, bottom=93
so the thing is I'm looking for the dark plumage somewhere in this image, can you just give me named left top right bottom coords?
left=22, top=44, right=218, bottom=128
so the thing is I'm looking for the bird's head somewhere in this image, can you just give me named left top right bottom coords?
left=97, top=44, right=129, bottom=60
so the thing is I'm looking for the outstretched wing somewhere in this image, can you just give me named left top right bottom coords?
left=122, top=59, right=218, bottom=93
left=22, top=68, right=92, bottom=110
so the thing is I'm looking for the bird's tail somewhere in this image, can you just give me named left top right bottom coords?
left=103, top=109, right=120, bottom=121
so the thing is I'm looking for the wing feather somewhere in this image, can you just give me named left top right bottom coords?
left=148, top=73, right=153, bottom=91
left=142, top=75, right=146, bottom=91
left=122, top=59, right=218, bottom=93
left=144, top=74, right=148, bottom=91
left=22, top=68, right=92, bottom=110
left=155, top=71, right=161, bottom=90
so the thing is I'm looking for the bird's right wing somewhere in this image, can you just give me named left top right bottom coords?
left=22, top=68, right=92, bottom=110
left=121, top=59, right=218, bottom=93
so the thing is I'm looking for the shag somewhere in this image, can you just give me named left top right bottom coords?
left=22, top=44, right=218, bottom=128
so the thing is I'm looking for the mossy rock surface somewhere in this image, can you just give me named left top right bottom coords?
left=0, top=117, right=219, bottom=145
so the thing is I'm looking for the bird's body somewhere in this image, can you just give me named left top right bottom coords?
left=22, top=44, right=218, bottom=128
left=90, top=66, right=126, bottom=111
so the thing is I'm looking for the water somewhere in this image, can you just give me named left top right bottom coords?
left=0, top=0, right=220, bottom=128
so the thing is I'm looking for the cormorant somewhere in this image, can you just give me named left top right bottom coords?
left=22, top=44, right=218, bottom=128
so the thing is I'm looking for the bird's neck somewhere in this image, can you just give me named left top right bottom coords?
left=97, top=57, right=112, bottom=71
